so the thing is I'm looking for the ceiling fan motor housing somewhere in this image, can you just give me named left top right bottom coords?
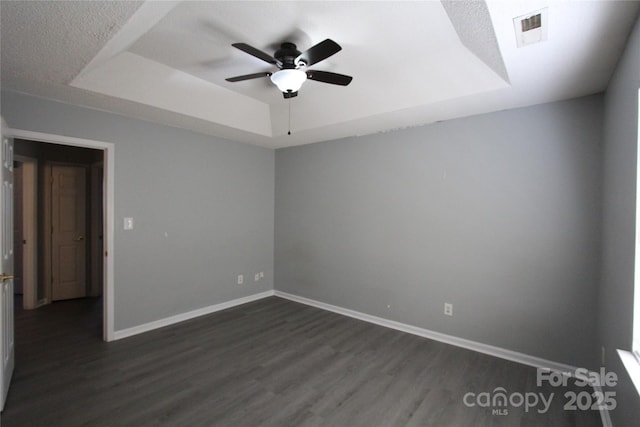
left=275, top=43, right=303, bottom=69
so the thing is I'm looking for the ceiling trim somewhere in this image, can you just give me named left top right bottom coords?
left=74, top=1, right=179, bottom=81
left=442, top=0, right=510, bottom=83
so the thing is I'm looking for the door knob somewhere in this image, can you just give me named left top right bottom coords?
left=74, top=236, right=84, bottom=241
left=0, top=274, right=14, bottom=282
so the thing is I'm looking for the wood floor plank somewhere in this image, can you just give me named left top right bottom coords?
left=0, top=296, right=602, bottom=426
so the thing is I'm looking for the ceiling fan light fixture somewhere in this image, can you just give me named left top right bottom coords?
left=227, top=39, right=352, bottom=97
left=270, top=69, right=307, bottom=93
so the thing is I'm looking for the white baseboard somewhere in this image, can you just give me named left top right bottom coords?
left=113, top=290, right=275, bottom=340
left=275, top=290, right=577, bottom=372
left=274, top=290, right=611, bottom=426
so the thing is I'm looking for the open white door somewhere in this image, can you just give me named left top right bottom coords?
left=0, top=117, right=15, bottom=411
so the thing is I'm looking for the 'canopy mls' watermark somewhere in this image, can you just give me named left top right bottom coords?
left=463, top=367, right=617, bottom=416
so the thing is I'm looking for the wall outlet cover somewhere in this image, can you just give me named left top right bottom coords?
left=444, top=303, right=453, bottom=316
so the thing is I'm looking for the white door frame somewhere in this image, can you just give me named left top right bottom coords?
left=6, top=129, right=115, bottom=341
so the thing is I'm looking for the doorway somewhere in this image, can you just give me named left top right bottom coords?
left=4, top=128, right=114, bottom=341
left=15, top=142, right=104, bottom=308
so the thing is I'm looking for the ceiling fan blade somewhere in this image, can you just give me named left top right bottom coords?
left=306, top=70, right=353, bottom=86
left=225, top=72, right=272, bottom=82
left=296, top=39, right=341, bottom=67
left=232, top=43, right=282, bottom=67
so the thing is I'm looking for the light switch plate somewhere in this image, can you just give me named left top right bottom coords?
left=124, top=217, right=134, bottom=230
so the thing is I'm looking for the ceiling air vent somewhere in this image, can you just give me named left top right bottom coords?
left=521, top=14, right=542, bottom=32
left=514, top=8, right=548, bottom=48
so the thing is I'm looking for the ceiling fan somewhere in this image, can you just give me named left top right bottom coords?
left=225, top=39, right=353, bottom=98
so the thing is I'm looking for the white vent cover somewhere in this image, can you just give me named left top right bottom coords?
left=513, top=8, right=548, bottom=48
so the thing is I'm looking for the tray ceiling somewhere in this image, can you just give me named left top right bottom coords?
left=2, top=1, right=638, bottom=148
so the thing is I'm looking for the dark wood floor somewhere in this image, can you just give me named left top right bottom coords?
left=1, top=295, right=601, bottom=426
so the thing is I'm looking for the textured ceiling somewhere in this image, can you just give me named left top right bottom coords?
left=1, top=1, right=639, bottom=148
left=0, top=1, right=142, bottom=86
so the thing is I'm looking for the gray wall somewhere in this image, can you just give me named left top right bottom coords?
left=598, top=14, right=640, bottom=426
left=275, top=95, right=603, bottom=369
left=1, top=90, right=274, bottom=331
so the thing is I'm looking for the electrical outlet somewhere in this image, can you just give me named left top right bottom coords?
left=444, top=303, right=453, bottom=316
left=237, top=275, right=243, bottom=285
left=255, top=273, right=260, bottom=282
left=259, top=271, right=264, bottom=279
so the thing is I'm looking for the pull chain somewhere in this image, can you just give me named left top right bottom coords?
left=287, top=98, right=291, bottom=135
